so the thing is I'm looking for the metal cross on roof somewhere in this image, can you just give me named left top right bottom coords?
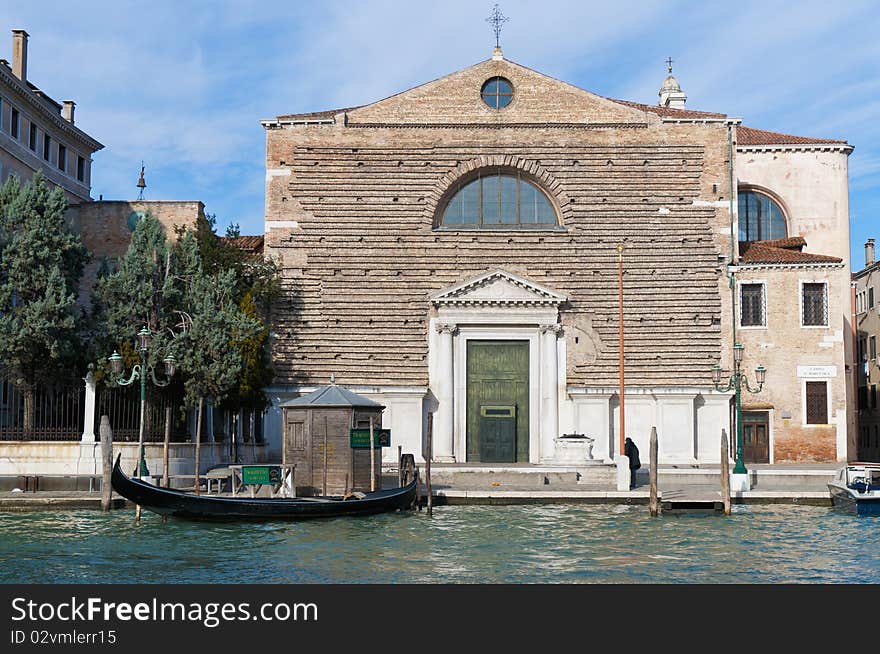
left=486, top=4, right=509, bottom=48
left=666, top=56, right=674, bottom=73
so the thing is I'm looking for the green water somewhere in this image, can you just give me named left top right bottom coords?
left=0, top=504, right=875, bottom=583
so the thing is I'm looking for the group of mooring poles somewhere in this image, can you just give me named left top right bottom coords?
left=403, top=413, right=433, bottom=517
left=646, top=426, right=732, bottom=517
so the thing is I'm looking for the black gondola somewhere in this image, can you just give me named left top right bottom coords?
left=110, top=455, right=418, bottom=521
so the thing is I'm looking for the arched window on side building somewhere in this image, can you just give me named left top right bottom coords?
left=738, top=189, right=787, bottom=242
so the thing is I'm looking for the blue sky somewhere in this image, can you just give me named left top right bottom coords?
left=2, top=1, right=877, bottom=265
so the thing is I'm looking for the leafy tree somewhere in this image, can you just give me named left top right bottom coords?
left=0, top=172, right=89, bottom=433
left=90, top=213, right=181, bottom=370
left=182, top=213, right=279, bottom=411
left=89, top=212, right=186, bottom=455
left=91, top=210, right=278, bottom=481
left=171, top=231, right=262, bottom=492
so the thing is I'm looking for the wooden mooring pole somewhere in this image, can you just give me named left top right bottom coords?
left=323, top=416, right=329, bottom=496
left=100, top=416, right=113, bottom=512
left=426, top=413, right=433, bottom=517
left=416, top=468, right=422, bottom=511
left=194, top=397, right=203, bottom=497
left=398, top=445, right=403, bottom=487
left=369, top=417, right=376, bottom=492
left=649, top=426, right=659, bottom=517
left=162, top=405, right=171, bottom=488
left=162, top=405, right=171, bottom=523
left=720, top=429, right=731, bottom=515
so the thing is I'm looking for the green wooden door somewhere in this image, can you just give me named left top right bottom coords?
left=466, top=341, right=529, bottom=463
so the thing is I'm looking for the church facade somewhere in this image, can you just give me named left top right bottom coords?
left=261, top=48, right=854, bottom=466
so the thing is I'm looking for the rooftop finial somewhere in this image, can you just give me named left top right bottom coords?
left=486, top=4, right=509, bottom=50
left=136, top=162, right=146, bottom=200
left=658, top=58, right=686, bottom=109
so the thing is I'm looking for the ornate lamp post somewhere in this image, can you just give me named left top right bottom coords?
left=108, top=326, right=176, bottom=478
left=712, top=342, right=767, bottom=475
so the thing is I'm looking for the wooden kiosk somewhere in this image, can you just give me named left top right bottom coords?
left=280, top=379, right=385, bottom=496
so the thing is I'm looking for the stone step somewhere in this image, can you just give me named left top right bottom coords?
left=647, top=468, right=835, bottom=490
left=416, top=463, right=617, bottom=489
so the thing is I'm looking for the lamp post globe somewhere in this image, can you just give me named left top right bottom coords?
left=163, top=355, right=176, bottom=378
left=109, top=351, right=123, bottom=375
left=137, top=325, right=152, bottom=352
left=733, top=342, right=744, bottom=363
left=755, top=365, right=767, bottom=385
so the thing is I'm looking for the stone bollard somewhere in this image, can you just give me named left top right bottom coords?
left=615, top=455, right=631, bottom=491
left=730, top=473, right=750, bottom=493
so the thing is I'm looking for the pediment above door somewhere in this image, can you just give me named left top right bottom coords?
left=430, top=269, right=567, bottom=308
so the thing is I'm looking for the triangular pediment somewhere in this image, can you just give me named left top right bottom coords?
left=430, top=270, right=567, bottom=306
left=346, top=57, right=652, bottom=126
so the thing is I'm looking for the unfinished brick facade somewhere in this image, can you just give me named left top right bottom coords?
left=262, top=53, right=852, bottom=465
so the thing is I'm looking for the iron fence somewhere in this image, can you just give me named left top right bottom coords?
left=0, top=376, right=266, bottom=444
left=96, top=385, right=189, bottom=443
left=0, top=377, right=85, bottom=441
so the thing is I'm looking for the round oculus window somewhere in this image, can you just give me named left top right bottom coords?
left=481, top=77, right=513, bottom=109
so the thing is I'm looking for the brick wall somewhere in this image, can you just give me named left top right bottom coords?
left=69, top=200, right=204, bottom=303
left=265, top=57, right=734, bottom=389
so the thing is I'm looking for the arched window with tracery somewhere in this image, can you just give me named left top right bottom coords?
left=439, top=169, right=558, bottom=228
left=738, top=189, right=787, bottom=242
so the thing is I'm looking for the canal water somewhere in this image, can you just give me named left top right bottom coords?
left=0, top=504, right=877, bottom=583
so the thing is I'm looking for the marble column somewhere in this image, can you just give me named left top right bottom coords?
left=433, top=323, right=456, bottom=462
left=80, top=371, right=96, bottom=443
left=540, top=324, right=561, bottom=463
left=77, top=371, right=99, bottom=476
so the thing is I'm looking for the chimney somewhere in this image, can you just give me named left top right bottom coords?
left=62, top=101, right=75, bottom=124
left=867, top=238, right=876, bottom=267
left=11, top=29, right=28, bottom=82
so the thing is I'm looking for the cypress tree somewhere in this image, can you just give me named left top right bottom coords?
left=0, top=172, right=89, bottom=435
left=171, top=230, right=262, bottom=493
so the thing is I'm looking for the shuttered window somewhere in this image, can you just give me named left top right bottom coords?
left=289, top=422, right=305, bottom=450
left=802, top=283, right=828, bottom=326
left=805, top=381, right=828, bottom=424
left=740, top=283, right=765, bottom=327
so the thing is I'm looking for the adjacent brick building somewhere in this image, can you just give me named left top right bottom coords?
left=257, top=49, right=854, bottom=466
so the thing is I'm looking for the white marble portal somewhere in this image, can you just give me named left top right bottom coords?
left=428, top=270, right=566, bottom=464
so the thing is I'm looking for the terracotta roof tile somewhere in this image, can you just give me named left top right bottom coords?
left=738, top=126, right=848, bottom=146
left=755, top=236, right=807, bottom=250
left=605, top=98, right=727, bottom=119
left=223, top=235, right=264, bottom=254
left=739, top=240, right=842, bottom=265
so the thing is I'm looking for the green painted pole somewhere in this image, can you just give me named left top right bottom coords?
left=137, top=354, right=149, bottom=477
left=733, top=366, right=747, bottom=474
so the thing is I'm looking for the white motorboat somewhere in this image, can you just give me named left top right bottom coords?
left=828, top=463, right=880, bottom=516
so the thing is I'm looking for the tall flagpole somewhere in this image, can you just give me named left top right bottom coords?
left=618, top=244, right=625, bottom=457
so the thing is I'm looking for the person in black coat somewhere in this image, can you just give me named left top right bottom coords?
left=624, top=437, right=640, bottom=489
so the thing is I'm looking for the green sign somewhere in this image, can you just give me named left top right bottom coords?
left=350, top=428, right=391, bottom=449
left=241, top=466, right=282, bottom=485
